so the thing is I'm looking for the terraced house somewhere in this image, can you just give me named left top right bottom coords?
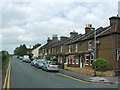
left=39, top=16, right=120, bottom=70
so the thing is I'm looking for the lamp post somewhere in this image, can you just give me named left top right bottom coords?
left=94, top=29, right=97, bottom=76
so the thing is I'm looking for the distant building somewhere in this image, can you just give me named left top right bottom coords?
left=32, top=44, right=41, bottom=59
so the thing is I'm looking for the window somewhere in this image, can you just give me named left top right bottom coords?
left=88, top=40, right=92, bottom=51
left=72, top=60, right=74, bottom=64
left=90, top=55, right=94, bottom=65
left=49, top=49, right=51, bottom=54
left=69, top=45, right=71, bottom=52
left=85, top=55, right=89, bottom=65
left=75, top=44, right=78, bottom=52
left=76, top=59, right=79, bottom=64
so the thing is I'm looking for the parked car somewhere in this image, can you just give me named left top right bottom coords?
left=35, top=60, right=44, bottom=69
left=25, top=59, right=31, bottom=63
left=22, top=58, right=26, bottom=62
left=18, top=56, right=23, bottom=60
left=42, top=60, right=58, bottom=72
left=22, top=58, right=31, bottom=63
left=31, top=59, right=38, bottom=66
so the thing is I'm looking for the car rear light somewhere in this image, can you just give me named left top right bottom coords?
left=48, top=64, right=50, bottom=67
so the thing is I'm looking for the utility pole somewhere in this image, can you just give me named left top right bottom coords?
left=94, top=29, right=97, bottom=76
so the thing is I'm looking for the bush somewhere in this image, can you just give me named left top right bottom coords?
left=92, top=58, right=109, bottom=72
left=1, top=50, right=10, bottom=69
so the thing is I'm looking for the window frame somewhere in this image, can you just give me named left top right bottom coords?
left=88, top=40, right=92, bottom=51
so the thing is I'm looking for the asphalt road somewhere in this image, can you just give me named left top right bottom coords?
left=10, top=57, right=118, bottom=88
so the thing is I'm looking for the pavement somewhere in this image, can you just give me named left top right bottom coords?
left=59, top=68, right=120, bottom=84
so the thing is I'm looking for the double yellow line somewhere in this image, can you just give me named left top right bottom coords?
left=3, top=61, right=11, bottom=90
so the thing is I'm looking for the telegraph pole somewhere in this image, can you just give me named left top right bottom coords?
left=94, top=29, right=97, bottom=76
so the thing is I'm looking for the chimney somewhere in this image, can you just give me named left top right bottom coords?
left=70, top=30, right=78, bottom=38
left=52, top=34, right=58, bottom=40
left=85, top=24, right=95, bottom=34
left=109, top=16, right=120, bottom=26
left=47, top=37, right=52, bottom=43
left=60, top=36, right=69, bottom=41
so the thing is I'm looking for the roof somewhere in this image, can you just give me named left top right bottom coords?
left=65, top=22, right=120, bottom=44
left=52, top=37, right=71, bottom=47
left=40, top=40, right=60, bottom=50
left=64, top=34, right=83, bottom=45
left=32, top=44, right=41, bottom=50
left=98, top=25, right=120, bottom=37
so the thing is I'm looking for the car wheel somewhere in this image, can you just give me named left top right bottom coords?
left=46, top=67, right=48, bottom=72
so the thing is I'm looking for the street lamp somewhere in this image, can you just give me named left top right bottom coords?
left=94, top=29, right=97, bottom=76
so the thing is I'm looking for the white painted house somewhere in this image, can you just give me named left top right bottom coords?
left=32, top=44, right=41, bottom=59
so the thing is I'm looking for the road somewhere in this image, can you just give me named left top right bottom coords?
left=10, top=57, right=118, bottom=88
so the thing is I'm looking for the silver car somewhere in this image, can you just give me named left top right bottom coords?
left=31, top=59, right=38, bottom=66
left=35, top=60, right=44, bottom=69
left=42, top=60, right=58, bottom=71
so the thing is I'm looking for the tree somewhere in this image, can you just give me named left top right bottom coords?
left=14, top=44, right=27, bottom=56
left=92, top=58, right=109, bottom=72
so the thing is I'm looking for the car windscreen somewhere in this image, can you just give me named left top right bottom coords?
left=49, top=61, right=57, bottom=65
left=38, top=61, right=43, bottom=63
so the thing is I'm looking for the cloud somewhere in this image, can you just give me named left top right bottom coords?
left=1, top=1, right=118, bottom=53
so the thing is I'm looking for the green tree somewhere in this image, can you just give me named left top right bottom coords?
left=14, top=44, right=27, bottom=56
left=92, top=58, right=109, bottom=72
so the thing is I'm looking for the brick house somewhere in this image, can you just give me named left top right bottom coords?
left=39, top=16, right=120, bottom=70
left=64, top=16, right=120, bottom=70
left=39, top=35, right=59, bottom=60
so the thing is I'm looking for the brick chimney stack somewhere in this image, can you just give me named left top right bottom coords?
left=85, top=24, right=95, bottom=34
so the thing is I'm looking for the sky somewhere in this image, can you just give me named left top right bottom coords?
left=0, top=0, right=120, bottom=54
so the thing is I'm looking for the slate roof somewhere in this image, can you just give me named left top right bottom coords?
left=64, top=20, right=120, bottom=45
left=52, top=37, right=71, bottom=47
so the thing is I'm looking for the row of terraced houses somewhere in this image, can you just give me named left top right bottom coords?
left=32, top=16, right=120, bottom=70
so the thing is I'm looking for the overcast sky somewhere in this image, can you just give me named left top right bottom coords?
left=0, top=0, right=119, bottom=54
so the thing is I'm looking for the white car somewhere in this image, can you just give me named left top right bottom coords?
left=42, top=60, right=58, bottom=72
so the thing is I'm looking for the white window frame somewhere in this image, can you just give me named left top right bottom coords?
left=75, top=44, right=78, bottom=52
left=76, top=59, right=79, bottom=64
left=88, top=40, right=92, bottom=51
left=69, top=45, right=71, bottom=52
left=49, top=49, right=51, bottom=54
